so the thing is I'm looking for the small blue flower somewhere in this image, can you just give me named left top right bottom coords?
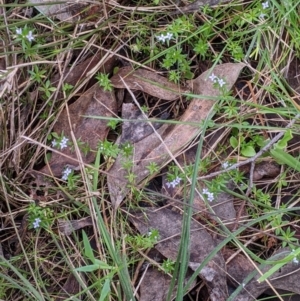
left=51, top=140, right=57, bottom=147
left=156, top=32, right=173, bottom=43
left=16, top=28, right=22, bottom=35
left=166, top=176, right=182, bottom=189
left=59, top=136, right=69, bottom=149
left=262, top=1, right=269, bottom=9
left=202, top=188, right=214, bottom=202
left=208, top=73, right=218, bottom=82
left=222, top=161, right=231, bottom=169
left=26, top=31, right=34, bottom=42
left=217, top=78, right=226, bottom=87
left=33, top=217, right=41, bottom=229
left=62, top=167, right=72, bottom=180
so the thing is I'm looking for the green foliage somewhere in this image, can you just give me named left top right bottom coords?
left=126, top=229, right=159, bottom=250
left=162, top=258, right=175, bottom=274
left=146, top=162, right=159, bottom=175
left=107, top=119, right=119, bottom=130
left=28, top=65, right=47, bottom=83
left=27, top=202, right=54, bottom=230
left=38, top=79, right=57, bottom=99
left=98, top=140, right=120, bottom=159
left=96, top=72, right=113, bottom=91
left=230, top=129, right=265, bottom=157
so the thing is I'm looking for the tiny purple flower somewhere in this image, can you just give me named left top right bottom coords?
left=16, top=28, right=22, bottom=35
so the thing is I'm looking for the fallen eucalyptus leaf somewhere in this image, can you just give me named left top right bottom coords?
left=39, top=83, right=117, bottom=177
left=130, top=207, right=228, bottom=301
left=108, top=63, right=246, bottom=208
left=110, top=66, right=188, bottom=100
left=230, top=248, right=300, bottom=301
left=139, top=267, right=196, bottom=301
left=29, top=0, right=102, bottom=23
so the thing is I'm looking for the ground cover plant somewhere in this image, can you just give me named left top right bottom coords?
left=1, top=0, right=300, bottom=300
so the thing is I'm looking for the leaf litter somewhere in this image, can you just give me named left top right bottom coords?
left=107, top=62, right=245, bottom=208
left=4, top=2, right=300, bottom=300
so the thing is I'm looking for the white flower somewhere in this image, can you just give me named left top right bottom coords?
left=218, top=78, right=226, bottom=87
left=62, top=167, right=72, bottom=180
left=16, top=28, right=22, bottom=35
left=166, top=176, right=181, bottom=189
left=222, top=161, right=230, bottom=169
left=207, top=192, right=214, bottom=202
left=202, top=188, right=209, bottom=195
left=262, top=1, right=269, bottom=9
left=208, top=73, right=218, bottom=82
left=33, top=217, right=41, bottom=229
left=156, top=34, right=166, bottom=42
left=51, top=140, right=57, bottom=147
left=156, top=32, right=173, bottom=43
left=202, top=188, right=214, bottom=202
left=165, top=32, right=173, bottom=40
left=293, top=257, right=299, bottom=264
left=59, top=136, right=69, bottom=149
left=259, top=13, right=266, bottom=19
left=26, top=31, right=34, bottom=42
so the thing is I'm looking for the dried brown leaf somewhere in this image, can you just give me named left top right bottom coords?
left=51, top=53, right=115, bottom=100
left=29, top=0, right=102, bottom=23
left=110, top=66, right=187, bottom=100
left=39, top=83, right=117, bottom=177
left=229, top=248, right=300, bottom=301
left=130, top=207, right=228, bottom=301
left=108, top=63, right=246, bottom=208
left=139, top=267, right=196, bottom=301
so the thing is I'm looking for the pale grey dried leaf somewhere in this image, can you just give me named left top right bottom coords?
left=119, top=103, right=168, bottom=145
left=29, top=0, right=102, bottom=23
left=58, top=217, right=93, bottom=236
left=139, top=267, right=196, bottom=301
left=130, top=207, right=228, bottom=301
left=231, top=248, right=300, bottom=301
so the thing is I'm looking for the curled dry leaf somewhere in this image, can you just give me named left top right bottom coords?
left=58, top=217, right=93, bottom=236
left=110, top=66, right=188, bottom=100
left=51, top=53, right=115, bottom=100
left=227, top=248, right=300, bottom=301
left=108, top=63, right=246, bottom=208
left=130, top=207, right=228, bottom=301
left=139, top=267, right=196, bottom=301
left=53, top=274, right=80, bottom=301
left=29, top=0, right=102, bottom=23
left=38, top=83, right=117, bottom=177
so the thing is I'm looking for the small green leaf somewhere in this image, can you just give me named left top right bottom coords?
left=258, top=248, right=300, bottom=283
left=270, top=149, right=300, bottom=172
left=94, top=259, right=113, bottom=269
left=275, top=129, right=293, bottom=150
left=82, top=230, right=95, bottom=262
left=241, top=145, right=256, bottom=157
left=230, top=136, right=238, bottom=148
left=99, top=279, right=111, bottom=301
left=75, top=264, right=101, bottom=272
